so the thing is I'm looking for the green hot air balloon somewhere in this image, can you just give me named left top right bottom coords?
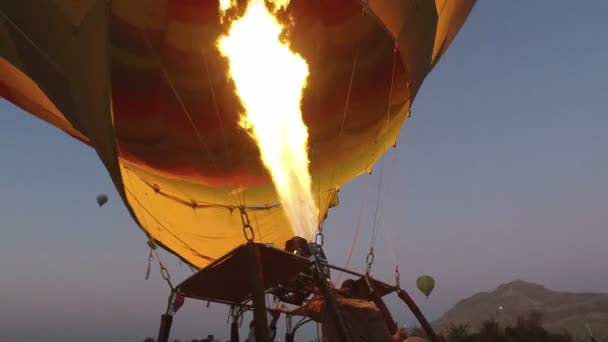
left=416, top=275, right=435, bottom=298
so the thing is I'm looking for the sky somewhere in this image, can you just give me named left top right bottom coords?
left=1, top=1, right=607, bottom=341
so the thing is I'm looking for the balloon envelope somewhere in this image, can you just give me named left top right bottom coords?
left=416, top=275, right=435, bottom=298
left=0, top=0, right=476, bottom=268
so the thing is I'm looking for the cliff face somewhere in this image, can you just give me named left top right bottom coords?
left=433, top=280, right=608, bottom=340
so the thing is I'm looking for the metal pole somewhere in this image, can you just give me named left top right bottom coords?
left=364, top=276, right=397, bottom=334
left=230, top=320, right=239, bottom=342
left=312, top=258, right=352, bottom=342
left=247, top=242, right=270, bottom=342
left=157, top=291, right=176, bottom=342
left=322, top=262, right=396, bottom=290
left=157, top=314, right=173, bottom=342
left=396, top=289, right=439, bottom=342
left=285, top=314, right=294, bottom=342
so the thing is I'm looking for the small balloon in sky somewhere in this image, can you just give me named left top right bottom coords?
left=416, top=275, right=435, bottom=298
left=96, top=194, right=108, bottom=207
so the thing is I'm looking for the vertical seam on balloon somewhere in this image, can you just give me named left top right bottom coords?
left=202, top=49, right=243, bottom=210
left=139, top=31, right=221, bottom=181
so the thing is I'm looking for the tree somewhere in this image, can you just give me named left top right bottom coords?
left=445, top=323, right=474, bottom=342
left=478, top=319, right=504, bottom=342
left=436, top=311, right=575, bottom=342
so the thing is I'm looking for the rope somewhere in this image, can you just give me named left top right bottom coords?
left=370, top=156, right=384, bottom=247
left=202, top=51, right=229, bottom=155
left=366, top=43, right=398, bottom=275
left=202, top=50, right=246, bottom=209
left=139, top=33, right=253, bottom=230
left=376, top=149, right=400, bottom=269
left=323, top=41, right=361, bottom=217
left=140, top=32, right=257, bottom=212
left=125, top=170, right=213, bottom=267
left=383, top=219, right=399, bottom=268
left=366, top=155, right=386, bottom=274
left=379, top=44, right=399, bottom=140
left=0, top=10, right=64, bottom=75
left=315, top=41, right=360, bottom=245
left=140, top=34, right=219, bottom=175
left=124, top=184, right=214, bottom=262
left=336, top=176, right=368, bottom=284
left=252, top=209, right=263, bottom=243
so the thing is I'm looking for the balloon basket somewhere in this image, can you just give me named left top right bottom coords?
left=156, top=242, right=439, bottom=342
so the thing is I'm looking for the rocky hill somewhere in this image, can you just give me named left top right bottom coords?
left=433, top=280, right=608, bottom=341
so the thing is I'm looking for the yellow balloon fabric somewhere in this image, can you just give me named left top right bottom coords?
left=0, top=0, right=476, bottom=268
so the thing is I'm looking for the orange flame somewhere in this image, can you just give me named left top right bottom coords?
left=218, top=0, right=318, bottom=240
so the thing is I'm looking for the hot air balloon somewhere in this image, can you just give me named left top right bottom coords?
left=0, top=0, right=475, bottom=268
left=96, top=194, right=108, bottom=207
left=1, top=1, right=475, bottom=341
left=416, top=275, right=436, bottom=298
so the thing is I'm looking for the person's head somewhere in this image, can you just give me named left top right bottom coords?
left=341, top=279, right=366, bottom=299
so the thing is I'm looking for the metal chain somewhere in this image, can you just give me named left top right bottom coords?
left=239, top=207, right=255, bottom=242
left=159, top=262, right=174, bottom=291
left=148, top=239, right=175, bottom=291
left=365, top=247, right=375, bottom=275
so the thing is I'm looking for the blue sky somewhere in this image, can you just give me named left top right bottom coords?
left=1, top=1, right=607, bottom=341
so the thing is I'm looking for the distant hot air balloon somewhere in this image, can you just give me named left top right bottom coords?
left=416, top=275, right=435, bottom=298
left=0, top=0, right=476, bottom=268
left=96, top=194, right=108, bottom=207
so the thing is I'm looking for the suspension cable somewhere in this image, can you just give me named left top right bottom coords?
left=336, top=176, right=368, bottom=284
left=140, top=32, right=249, bottom=211
left=366, top=155, right=385, bottom=275
left=140, top=34, right=219, bottom=175
left=158, top=259, right=174, bottom=291
left=380, top=147, right=401, bottom=270
left=0, top=11, right=64, bottom=75
left=365, top=42, right=398, bottom=276
left=323, top=40, right=361, bottom=219
left=146, top=239, right=175, bottom=290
